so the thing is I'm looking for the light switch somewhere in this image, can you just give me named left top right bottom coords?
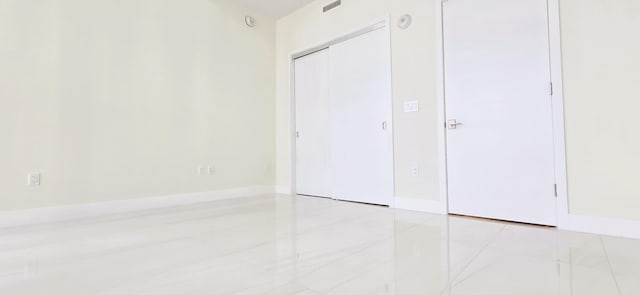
left=404, top=100, right=419, bottom=113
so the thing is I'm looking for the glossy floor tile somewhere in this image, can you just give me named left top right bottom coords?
left=0, top=195, right=638, bottom=294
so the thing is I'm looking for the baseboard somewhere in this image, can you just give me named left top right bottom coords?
left=4, top=188, right=638, bottom=239
left=562, top=214, right=640, bottom=240
left=0, top=185, right=275, bottom=229
left=393, top=197, right=447, bottom=214
left=276, top=186, right=292, bottom=195
left=391, top=198, right=639, bottom=239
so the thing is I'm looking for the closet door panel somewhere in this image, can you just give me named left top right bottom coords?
left=329, top=28, right=394, bottom=205
left=295, top=49, right=331, bottom=198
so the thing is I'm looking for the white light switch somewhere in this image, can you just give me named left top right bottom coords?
left=404, top=100, right=419, bottom=113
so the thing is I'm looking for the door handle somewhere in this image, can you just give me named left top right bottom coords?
left=447, top=119, right=463, bottom=130
left=382, top=121, right=388, bottom=131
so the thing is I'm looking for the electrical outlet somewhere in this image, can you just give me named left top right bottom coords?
left=27, top=172, right=41, bottom=187
left=413, top=245, right=423, bottom=257
left=207, top=166, right=215, bottom=175
left=411, top=167, right=419, bottom=177
left=198, top=166, right=206, bottom=176
left=404, top=100, right=419, bottom=113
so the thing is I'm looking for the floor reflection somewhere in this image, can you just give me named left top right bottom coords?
left=0, top=195, right=637, bottom=294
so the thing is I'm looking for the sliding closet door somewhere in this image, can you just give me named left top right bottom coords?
left=294, top=49, right=331, bottom=198
left=329, top=28, right=394, bottom=205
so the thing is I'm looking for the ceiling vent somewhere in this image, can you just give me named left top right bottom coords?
left=323, top=0, right=341, bottom=13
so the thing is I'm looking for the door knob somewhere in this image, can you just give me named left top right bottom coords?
left=447, top=119, right=463, bottom=130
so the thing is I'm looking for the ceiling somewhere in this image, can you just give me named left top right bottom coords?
left=233, top=0, right=317, bottom=18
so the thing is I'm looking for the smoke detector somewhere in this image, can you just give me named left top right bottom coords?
left=398, top=14, right=413, bottom=30
left=245, top=16, right=256, bottom=28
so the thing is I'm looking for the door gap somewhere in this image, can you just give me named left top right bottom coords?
left=449, top=214, right=557, bottom=228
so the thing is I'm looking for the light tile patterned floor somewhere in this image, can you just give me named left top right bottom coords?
left=0, top=195, right=638, bottom=294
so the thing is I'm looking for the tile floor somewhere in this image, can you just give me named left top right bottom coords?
left=0, top=195, right=638, bottom=295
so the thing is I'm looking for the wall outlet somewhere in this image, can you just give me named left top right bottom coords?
left=411, top=167, right=419, bottom=177
left=27, top=172, right=41, bottom=187
left=413, top=245, right=423, bottom=257
left=198, top=166, right=206, bottom=176
left=207, top=166, right=215, bottom=175
left=404, top=100, right=420, bottom=113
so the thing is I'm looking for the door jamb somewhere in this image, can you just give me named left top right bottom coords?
left=435, top=0, right=569, bottom=226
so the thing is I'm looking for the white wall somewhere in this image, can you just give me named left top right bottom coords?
left=560, top=0, right=640, bottom=221
left=0, top=0, right=275, bottom=211
left=276, top=0, right=640, bottom=224
left=275, top=0, right=440, bottom=201
left=3, top=0, right=638, bottom=226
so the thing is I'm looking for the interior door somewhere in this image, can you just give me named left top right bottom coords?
left=329, top=28, right=394, bottom=206
left=295, top=49, right=331, bottom=198
left=443, top=0, right=557, bottom=225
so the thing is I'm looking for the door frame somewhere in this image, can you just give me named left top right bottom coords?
left=435, top=0, right=569, bottom=226
left=287, top=16, right=395, bottom=201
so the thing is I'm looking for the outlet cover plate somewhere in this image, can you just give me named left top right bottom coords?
left=28, top=172, right=41, bottom=187
left=404, top=100, right=419, bottom=113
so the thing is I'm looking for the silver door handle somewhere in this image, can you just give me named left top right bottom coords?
left=382, top=121, right=388, bottom=130
left=447, top=119, right=463, bottom=129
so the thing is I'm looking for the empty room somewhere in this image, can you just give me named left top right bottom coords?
left=1, top=0, right=639, bottom=294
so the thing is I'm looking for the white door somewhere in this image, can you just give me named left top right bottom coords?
left=295, top=49, right=331, bottom=198
left=329, top=28, right=394, bottom=206
left=444, top=0, right=557, bottom=225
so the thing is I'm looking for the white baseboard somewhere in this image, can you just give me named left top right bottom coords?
left=0, top=185, right=275, bottom=229
left=392, top=196, right=640, bottom=239
left=3, top=187, right=638, bottom=240
left=276, top=186, right=292, bottom=195
left=562, top=214, right=640, bottom=240
left=393, top=197, right=447, bottom=214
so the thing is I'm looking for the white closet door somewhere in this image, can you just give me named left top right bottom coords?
left=329, top=28, right=394, bottom=206
left=295, top=49, right=331, bottom=198
left=443, top=0, right=557, bottom=225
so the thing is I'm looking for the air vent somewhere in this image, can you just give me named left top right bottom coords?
left=323, top=0, right=341, bottom=13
